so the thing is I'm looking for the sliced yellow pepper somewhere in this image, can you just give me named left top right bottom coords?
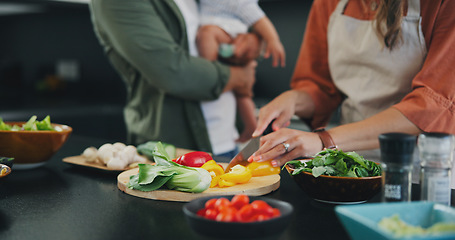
left=247, top=161, right=281, bottom=177
left=217, top=178, right=236, bottom=188
left=201, top=160, right=224, bottom=176
left=219, top=165, right=252, bottom=184
left=201, top=160, right=225, bottom=188
left=210, top=175, right=220, bottom=188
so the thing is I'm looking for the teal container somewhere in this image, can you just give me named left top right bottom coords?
left=335, top=201, right=455, bottom=240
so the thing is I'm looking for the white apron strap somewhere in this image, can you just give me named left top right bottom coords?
left=406, top=0, right=421, bottom=19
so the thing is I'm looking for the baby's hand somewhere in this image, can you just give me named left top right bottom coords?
left=263, top=39, right=285, bottom=68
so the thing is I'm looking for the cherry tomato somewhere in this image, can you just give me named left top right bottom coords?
left=204, top=208, right=219, bottom=221
left=214, top=197, right=231, bottom=211
left=175, top=151, right=212, bottom=167
left=236, top=204, right=254, bottom=222
left=272, top=208, right=281, bottom=217
left=197, top=208, right=206, bottom=217
left=251, top=214, right=271, bottom=222
left=205, top=198, right=217, bottom=209
left=198, top=195, right=281, bottom=222
left=250, top=200, right=274, bottom=217
left=231, top=194, right=249, bottom=210
left=216, top=207, right=237, bottom=222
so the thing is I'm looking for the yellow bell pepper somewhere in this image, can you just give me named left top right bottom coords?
left=217, top=177, right=237, bottom=188
left=210, top=175, right=221, bottom=188
left=219, top=165, right=252, bottom=186
left=201, top=160, right=225, bottom=188
left=247, top=161, right=281, bottom=177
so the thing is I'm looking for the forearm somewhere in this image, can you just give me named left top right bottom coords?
left=237, top=97, right=257, bottom=128
left=92, top=0, right=230, bottom=101
left=252, top=17, right=280, bottom=43
left=328, top=108, right=422, bottom=151
left=291, top=90, right=316, bottom=120
left=223, top=61, right=257, bottom=97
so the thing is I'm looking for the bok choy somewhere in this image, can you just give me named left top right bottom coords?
left=127, top=142, right=211, bottom=193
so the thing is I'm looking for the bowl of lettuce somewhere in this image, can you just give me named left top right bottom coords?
left=284, top=149, right=382, bottom=204
left=0, top=115, right=72, bottom=169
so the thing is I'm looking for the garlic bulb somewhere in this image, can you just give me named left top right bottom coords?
left=83, top=142, right=149, bottom=170
left=82, top=147, right=98, bottom=163
left=97, top=143, right=115, bottom=164
left=107, top=156, right=128, bottom=170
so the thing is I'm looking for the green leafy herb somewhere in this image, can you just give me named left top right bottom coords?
left=0, top=118, right=12, bottom=130
left=0, top=115, right=55, bottom=131
left=127, top=142, right=211, bottom=193
left=285, top=149, right=381, bottom=178
left=35, top=115, right=54, bottom=131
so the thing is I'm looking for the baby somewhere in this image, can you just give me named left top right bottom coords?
left=197, top=0, right=286, bottom=143
left=197, top=0, right=285, bottom=67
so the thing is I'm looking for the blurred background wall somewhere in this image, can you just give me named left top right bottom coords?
left=0, top=0, right=313, bottom=141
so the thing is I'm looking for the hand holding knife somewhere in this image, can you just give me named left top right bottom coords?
left=225, top=121, right=275, bottom=172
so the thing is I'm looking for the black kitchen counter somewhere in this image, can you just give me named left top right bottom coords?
left=0, top=135, right=453, bottom=240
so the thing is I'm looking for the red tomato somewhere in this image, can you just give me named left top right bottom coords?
left=205, top=198, right=217, bottom=209
left=231, top=194, right=249, bottom=210
left=216, top=207, right=237, bottom=222
left=272, top=208, right=281, bottom=217
left=197, top=208, right=206, bottom=217
left=204, top=208, right=218, bottom=221
left=236, top=204, right=254, bottom=222
left=251, top=214, right=271, bottom=222
left=175, top=151, right=212, bottom=167
left=214, top=198, right=231, bottom=211
left=250, top=200, right=274, bottom=217
left=198, top=195, right=281, bottom=223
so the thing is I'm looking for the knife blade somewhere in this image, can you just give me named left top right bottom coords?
left=225, top=136, right=260, bottom=172
left=224, top=121, right=275, bottom=172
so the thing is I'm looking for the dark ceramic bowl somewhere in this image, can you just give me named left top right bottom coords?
left=285, top=160, right=382, bottom=204
left=183, top=195, right=293, bottom=239
left=0, top=122, right=72, bottom=169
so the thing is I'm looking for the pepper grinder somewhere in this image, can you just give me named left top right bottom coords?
left=418, top=132, right=454, bottom=205
left=379, top=133, right=417, bottom=202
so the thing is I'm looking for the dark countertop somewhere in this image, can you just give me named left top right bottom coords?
left=0, top=135, right=453, bottom=240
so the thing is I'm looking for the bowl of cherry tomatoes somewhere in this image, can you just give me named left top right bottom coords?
left=183, top=194, right=293, bottom=239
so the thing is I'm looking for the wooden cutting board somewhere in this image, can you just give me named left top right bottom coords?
left=63, top=148, right=195, bottom=172
left=117, top=163, right=281, bottom=202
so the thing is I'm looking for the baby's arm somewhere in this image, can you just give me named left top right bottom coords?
left=236, top=96, right=257, bottom=143
left=252, top=17, right=285, bottom=67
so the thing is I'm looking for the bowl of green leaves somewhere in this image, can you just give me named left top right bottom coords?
left=284, top=149, right=382, bottom=204
left=0, top=115, right=72, bottom=169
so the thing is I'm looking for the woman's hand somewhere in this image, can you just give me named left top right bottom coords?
left=253, top=90, right=315, bottom=137
left=252, top=90, right=299, bottom=137
left=248, top=128, right=323, bottom=167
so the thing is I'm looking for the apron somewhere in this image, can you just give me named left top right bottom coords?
left=327, top=0, right=427, bottom=163
left=328, top=0, right=427, bottom=125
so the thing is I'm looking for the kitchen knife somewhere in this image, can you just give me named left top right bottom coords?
left=225, top=136, right=260, bottom=172
left=225, top=121, right=275, bottom=172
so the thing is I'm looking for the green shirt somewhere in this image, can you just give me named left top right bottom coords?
left=89, top=0, right=231, bottom=152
